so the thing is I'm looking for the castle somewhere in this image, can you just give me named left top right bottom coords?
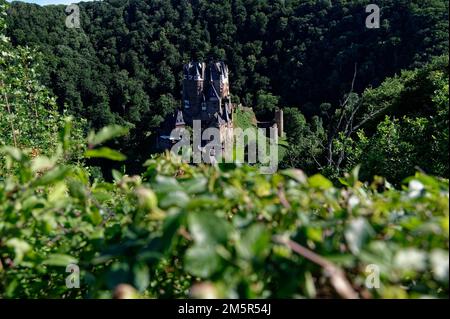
left=175, top=61, right=234, bottom=145
left=158, top=60, right=283, bottom=153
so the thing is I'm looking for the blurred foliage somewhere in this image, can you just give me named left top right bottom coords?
left=0, top=126, right=448, bottom=298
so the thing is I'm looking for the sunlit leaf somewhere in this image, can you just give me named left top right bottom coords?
left=85, top=147, right=127, bottom=161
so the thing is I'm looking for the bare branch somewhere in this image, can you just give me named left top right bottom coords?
left=340, top=63, right=358, bottom=108
left=352, top=106, right=389, bottom=131
left=273, top=236, right=359, bottom=299
left=1, top=80, right=18, bottom=148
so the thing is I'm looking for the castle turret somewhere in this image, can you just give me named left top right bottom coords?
left=181, top=61, right=234, bottom=143
left=182, top=62, right=206, bottom=123
left=182, top=62, right=231, bottom=119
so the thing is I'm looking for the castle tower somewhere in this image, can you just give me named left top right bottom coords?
left=182, top=62, right=206, bottom=123
left=275, top=108, right=284, bottom=137
left=181, top=60, right=234, bottom=144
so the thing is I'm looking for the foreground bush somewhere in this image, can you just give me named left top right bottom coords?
left=0, top=126, right=448, bottom=299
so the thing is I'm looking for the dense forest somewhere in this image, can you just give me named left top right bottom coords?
left=0, top=0, right=448, bottom=299
left=5, top=0, right=449, bottom=182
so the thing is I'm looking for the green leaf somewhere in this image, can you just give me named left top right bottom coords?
left=184, top=244, right=222, bottom=278
left=85, top=147, right=127, bottom=161
left=136, top=187, right=158, bottom=210
left=31, top=156, right=55, bottom=173
left=338, top=177, right=350, bottom=187
left=179, top=177, right=208, bottom=194
left=159, top=190, right=189, bottom=208
left=281, top=169, right=307, bottom=184
left=351, top=165, right=361, bottom=185
left=68, top=179, right=87, bottom=201
left=6, top=238, right=31, bottom=263
left=22, top=195, right=44, bottom=211
left=88, top=208, right=103, bottom=226
left=1, top=146, right=24, bottom=162
left=237, top=224, right=270, bottom=260
left=306, top=227, right=323, bottom=243
left=154, top=176, right=183, bottom=193
left=133, top=263, right=150, bottom=292
left=308, top=174, right=333, bottom=189
left=33, top=166, right=71, bottom=186
left=43, top=254, right=78, bottom=267
left=345, top=217, right=375, bottom=255
left=394, top=248, right=427, bottom=272
left=188, top=212, right=229, bottom=245
left=60, top=117, right=73, bottom=152
left=87, top=125, right=129, bottom=146
left=304, top=271, right=317, bottom=298
left=112, top=169, right=123, bottom=182
left=430, top=249, right=449, bottom=283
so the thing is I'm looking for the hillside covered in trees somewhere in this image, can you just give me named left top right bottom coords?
left=5, top=0, right=449, bottom=182
left=0, top=0, right=449, bottom=299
